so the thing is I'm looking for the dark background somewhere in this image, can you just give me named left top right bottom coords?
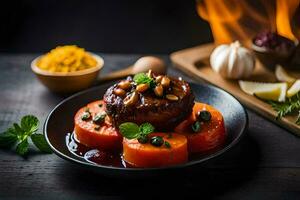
left=0, top=0, right=212, bottom=54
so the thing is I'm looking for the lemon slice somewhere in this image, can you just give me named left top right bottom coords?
left=254, top=87, right=284, bottom=101
left=239, top=81, right=287, bottom=102
left=287, top=80, right=300, bottom=98
left=275, top=65, right=296, bottom=85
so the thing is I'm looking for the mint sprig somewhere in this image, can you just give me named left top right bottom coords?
left=0, top=115, right=52, bottom=156
left=119, top=122, right=140, bottom=139
left=139, top=122, right=155, bottom=135
left=133, top=73, right=156, bottom=89
left=119, top=122, right=155, bottom=139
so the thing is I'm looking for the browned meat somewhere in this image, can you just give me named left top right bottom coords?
left=103, top=75, right=194, bottom=131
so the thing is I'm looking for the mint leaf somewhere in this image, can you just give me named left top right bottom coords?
left=133, top=73, right=149, bottom=84
left=16, top=139, right=29, bottom=156
left=119, top=122, right=140, bottom=139
left=13, top=123, right=23, bottom=134
left=21, top=115, right=39, bottom=133
left=133, top=73, right=155, bottom=88
left=31, top=134, right=52, bottom=153
left=7, top=127, right=18, bottom=135
left=139, top=123, right=155, bottom=135
left=0, top=115, right=52, bottom=156
left=0, top=132, right=18, bottom=148
left=119, top=122, right=156, bottom=140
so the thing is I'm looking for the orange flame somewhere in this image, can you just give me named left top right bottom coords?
left=276, top=0, right=299, bottom=40
left=197, top=0, right=300, bottom=46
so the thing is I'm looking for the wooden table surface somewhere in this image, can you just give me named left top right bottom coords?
left=0, top=54, right=300, bottom=200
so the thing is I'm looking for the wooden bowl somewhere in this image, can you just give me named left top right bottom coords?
left=31, top=53, right=104, bottom=93
left=252, top=44, right=295, bottom=71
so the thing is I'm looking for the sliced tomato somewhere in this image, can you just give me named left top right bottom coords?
left=123, top=133, right=188, bottom=168
left=175, top=102, right=226, bottom=154
left=74, top=100, right=122, bottom=151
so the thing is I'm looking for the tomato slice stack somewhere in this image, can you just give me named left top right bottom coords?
left=175, top=102, right=226, bottom=153
left=74, top=100, right=122, bottom=151
left=74, top=101, right=226, bottom=167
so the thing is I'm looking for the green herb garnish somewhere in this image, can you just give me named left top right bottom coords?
left=93, top=112, right=106, bottom=124
left=133, top=73, right=156, bottom=89
left=137, top=135, right=149, bottom=144
left=31, top=134, right=52, bottom=153
left=164, top=141, right=171, bottom=148
left=139, top=122, right=155, bottom=135
left=191, top=121, right=201, bottom=132
left=268, top=92, right=300, bottom=124
left=0, top=115, right=52, bottom=156
left=119, top=122, right=155, bottom=140
left=81, top=112, right=91, bottom=121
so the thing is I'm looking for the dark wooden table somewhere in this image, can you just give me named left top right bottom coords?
left=0, top=54, right=300, bottom=200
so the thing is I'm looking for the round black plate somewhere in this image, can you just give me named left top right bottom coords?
left=44, top=82, right=248, bottom=178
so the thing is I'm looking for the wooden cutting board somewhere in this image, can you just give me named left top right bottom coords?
left=170, top=43, right=300, bottom=136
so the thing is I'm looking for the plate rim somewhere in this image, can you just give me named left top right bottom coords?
left=44, top=82, right=248, bottom=171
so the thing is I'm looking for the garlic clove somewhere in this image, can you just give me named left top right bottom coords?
left=227, top=47, right=239, bottom=79
left=210, top=45, right=227, bottom=71
left=210, top=45, right=230, bottom=76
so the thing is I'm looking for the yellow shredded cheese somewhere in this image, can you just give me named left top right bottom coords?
left=36, top=45, right=97, bottom=72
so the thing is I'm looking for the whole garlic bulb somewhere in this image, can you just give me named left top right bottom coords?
left=210, top=41, right=255, bottom=79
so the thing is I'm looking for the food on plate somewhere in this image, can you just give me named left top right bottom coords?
left=239, top=81, right=287, bottom=102
left=69, top=71, right=226, bottom=168
left=175, top=102, right=225, bottom=153
left=210, top=41, right=255, bottom=79
left=123, top=133, right=188, bottom=167
left=74, top=100, right=122, bottom=150
left=36, top=45, right=98, bottom=72
left=103, top=71, right=195, bottom=130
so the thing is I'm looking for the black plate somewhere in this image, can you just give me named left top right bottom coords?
left=44, top=82, right=248, bottom=178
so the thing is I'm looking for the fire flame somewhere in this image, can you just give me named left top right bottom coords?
left=197, top=0, right=300, bottom=46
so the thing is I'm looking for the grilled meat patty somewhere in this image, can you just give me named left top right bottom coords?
left=103, top=76, right=194, bottom=131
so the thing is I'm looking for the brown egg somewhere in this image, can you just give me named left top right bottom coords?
left=132, top=56, right=166, bottom=75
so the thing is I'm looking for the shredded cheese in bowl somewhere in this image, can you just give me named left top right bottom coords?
left=36, top=45, right=98, bottom=72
